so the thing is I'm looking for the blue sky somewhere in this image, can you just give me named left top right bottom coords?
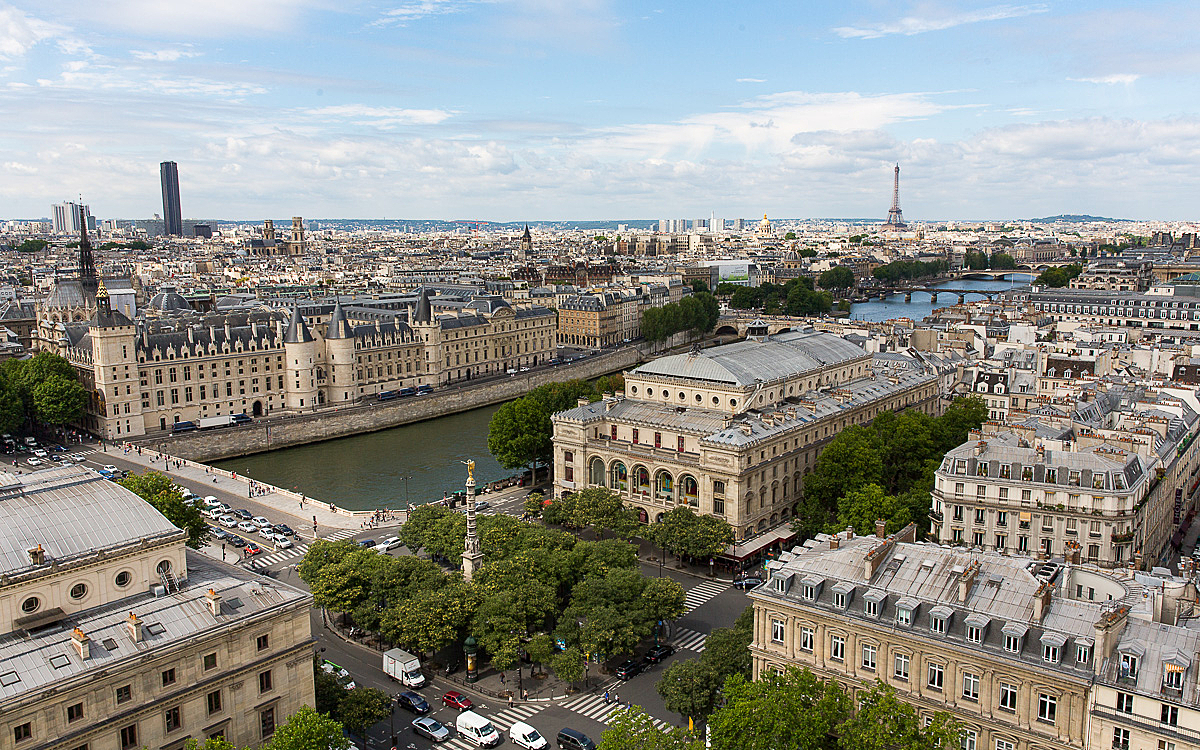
left=1, top=0, right=1197, bottom=221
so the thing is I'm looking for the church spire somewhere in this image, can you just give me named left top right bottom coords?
left=78, top=204, right=98, bottom=295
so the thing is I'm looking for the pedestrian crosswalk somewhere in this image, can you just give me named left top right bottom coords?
left=323, top=528, right=360, bottom=542
left=256, top=543, right=309, bottom=566
left=560, top=693, right=673, bottom=730
left=682, top=579, right=728, bottom=614
left=440, top=703, right=544, bottom=750
left=669, top=627, right=707, bottom=652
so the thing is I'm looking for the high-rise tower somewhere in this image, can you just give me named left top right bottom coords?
left=160, top=161, right=182, bottom=236
left=885, top=163, right=907, bottom=229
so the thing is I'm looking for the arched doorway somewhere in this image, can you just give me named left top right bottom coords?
left=638, top=508, right=648, bottom=524
left=252, top=400, right=263, bottom=417
left=611, top=462, right=628, bottom=491
left=681, top=475, right=699, bottom=506
left=655, top=470, right=674, bottom=502
left=634, top=466, right=650, bottom=495
left=589, top=457, right=605, bottom=487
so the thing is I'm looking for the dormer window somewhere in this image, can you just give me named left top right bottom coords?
left=832, top=592, right=846, bottom=608
left=1120, top=653, right=1139, bottom=679
left=803, top=584, right=816, bottom=600
left=831, top=583, right=853, bottom=610
left=929, top=606, right=952, bottom=635
left=801, top=575, right=824, bottom=602
left=864, top=590, right=885, bottom=618
left=1043, top=644, right=1060, bottom=663
left=1165, top=668, right=1183, bottom=690
left=965, top=614, right=989, bottom=644
left=1076, top=640, right=1092, bottom=665
left=1002, top=623, right=1029, bottom=654
left=896, top=597, right=918, bottom=627
left=1162, top=649, right=1189, bottom=690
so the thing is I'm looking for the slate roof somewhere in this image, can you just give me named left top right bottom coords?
left=0, top=466, right=182, bottom=576
left=283, top=306, right=313, bottom=344
left=325, top=302, right=353, bottom=339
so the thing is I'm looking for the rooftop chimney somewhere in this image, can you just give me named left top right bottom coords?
left=875, top=519, right=886, bottom=539
left=28, top=544, right=45, bottom=566
left=1033, top=581, right=1054, bottom=621
left=577, top=397, right=589, bottom=407
left=126, top=612, right=143, bottom=643
left=957, top=561, right=980, bottom=603
left=1093, top=606, right=1130, bottom=675
left=71, top=627, right=90, bottom=660
left=205, top=588, right=221, bottom=616
left=829, top=533, right=840, bottom=550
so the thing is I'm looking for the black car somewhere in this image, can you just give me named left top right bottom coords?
left=274, top=524, right=295, bottom=536
left=733, top=576, right=765, bottom=590
left=396, top=691, right=430, bottom=714
left=643, top=644, right=675, bottom=665
left=232, top=509, right=253, bottom=520
left=226, top=535, right=247, bottom=547
left=613, top=659, right=644, bottom=680
left=357, top=539, right=376, bottom=547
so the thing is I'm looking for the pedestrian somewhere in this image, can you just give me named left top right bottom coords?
left=522, top=688, right=528, bottom=700
left=603, top=690, right=610, bottom=704
left=508, top=695, right=513, bottom=709
left=499, top=672, right=505, bottom=685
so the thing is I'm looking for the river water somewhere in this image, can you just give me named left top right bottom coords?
left=214, top=403, right=508, bottom=511
left=215, top=274, right=1034, bottom=511
left=848, top=274, right=1033, bottom=322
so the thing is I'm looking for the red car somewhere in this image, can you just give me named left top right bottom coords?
left=442, top=691, right=473, bottom=710
left=243, top=543, right=263, bottom=556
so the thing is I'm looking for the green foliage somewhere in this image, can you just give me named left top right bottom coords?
left=798, top=247, right=818, bottom=258
left=990, top=252, right=1017, bottom=269
left=550, top=646, right=585, bottom=684
left=398, top=503, right=465, bottom=559
left=183, top=739, right=239, bottom=750
left=726, top=279, right=831, bottom=316
left=488, top=397, right=553, bottom=470
left=525, top=632, right=556, bottom=675
left=338, top=687, right=392, bottom=736
left=784, top=231, right=797, bottom=240
left=700, top=606, right=754, bottom=680
left=380, top=579, right=478, bottom=655
left=314, top=663, right=346, bottom=716
left=600, top=706, right=705, bottom=750
left=817, top=266, right=855, bottom=291
left=0, top=375, right=25, bottom=434
left=963, top=251, right=989, bottom=270
left=871, top=259, right=948, bottom=283
left=523, top=491, right=545, bottom=518
left=32, top=376, right=87, bottom=425
left=836, top=682, right=962, bottom=750
left=117, top=471, right=209, bottom=549
left=1036, top=263, right=1083, bottom=287
left=553, top=486, right=640, bottom=537
left=794, top=397, right=986, bottom=540
left=559, top=567, right=683, bottom=658
left=690, top=279, right=709, bottom=293
left=642, top=293, right=720, bottom=342
left=649, top=507, right=734, bottom=561
left=657, top=658, right=722, bottom=721
left=708, top=668, right=851, bottom=750
left=14, top=239, right=48, bottom=253
left=266, top=705, right=350, bottom=750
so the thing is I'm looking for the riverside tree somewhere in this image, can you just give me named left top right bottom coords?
left=118, top=471, right=209, bottom=548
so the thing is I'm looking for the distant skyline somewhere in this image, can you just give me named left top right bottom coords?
left=0, top=1, right=1197, bottom=221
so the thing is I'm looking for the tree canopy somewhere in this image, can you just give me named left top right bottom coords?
left=871, top=259, right=948, bottom=283
left=837, top=682, right=963, bottom=750
left=0, top=352, right=87, bottom=428
left=1036, top=264, right=1083, bottom=287
left=817, top=266, right=855, bottom=291
left=725, top=278, right=832, bottom=316
left=487, top=379, right=605, bottom=471
left=708, top=668, right=851, bottom=750
left=118, top=471, right=209, bottom=548
left=647, top=507, right=734, bottom=562
left=655, top=606, right=753, bottom=723
left=600, top=706, right=704, bottom=750
left=642, top=293, right=720, bottom=343
left=794, top=397, right=986, bottom=539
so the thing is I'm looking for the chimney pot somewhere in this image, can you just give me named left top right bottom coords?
left=205, top=588, right=221, bottom=616
left=875, top=519, right=887, bottom=538
left=829, top=534, right=840, bottom=550
left=126, top=612, right=143, bottom=642
left=71, top=627, right=90, bottom=660
left=28, top=544, right=45, bottom=566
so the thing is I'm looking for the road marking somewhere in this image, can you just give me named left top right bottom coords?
left=669, top=627, right=708, bottom=652
left=322, top=529, right=360, bottom=542
left=488, top=703, right=544, bottom=730
left=560, top=694, right=672, bottom=729
left=682, top=580, right=728, bottom=614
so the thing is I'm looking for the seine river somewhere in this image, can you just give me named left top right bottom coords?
left=848, top=274, right=1033, bottom=322
left=215, top=274, right=1034, bottom=510
left=214, top=403, right=508, bottom=511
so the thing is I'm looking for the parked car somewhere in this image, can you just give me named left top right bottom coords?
left=613, top=659, right=644, bottom=680
left=32, top=448, right=48, bottom=458
left=232, top=509, right=252, bottom=520
left=219, top=515, right=239, bottom=528
left=732, top=575, right=765, bottom=590
left=411, top=717, right=450, bottom=743
left=226, top=534, right=247, bottom=547
left=555, top=728, right=596, bottom=750
left=442, top=691, right=473, bottom=710
left=642, top=644, right=675, bottom=665
left=237, top=521, right=258, bottom=534
left=25, top=457, right=43, bottom=466
left=101, top=464, right=118, bottom=473
left=203, top=496, right=222, bottom=508
left=252, top=516, right=272, bottom=528
left=396, top=691, right=430, bottom=714
left=357, top=539, right=376, bottom=548
left=274, top=524, right=296, bottom=537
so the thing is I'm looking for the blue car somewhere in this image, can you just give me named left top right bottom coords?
left=397, top=691, right=430, bottom=714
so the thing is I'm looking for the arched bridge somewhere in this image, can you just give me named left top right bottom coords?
left=713, top=315, right=819, bottom=338
left=865, top=287, right=1004, bottom=304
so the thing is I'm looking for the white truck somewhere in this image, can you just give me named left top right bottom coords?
left=383, top=648, right=425, bottom=688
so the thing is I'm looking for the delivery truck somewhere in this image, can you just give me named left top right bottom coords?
left=383, top=648, right=425, bottom=688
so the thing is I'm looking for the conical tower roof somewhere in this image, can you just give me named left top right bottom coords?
left=325, top=301, right=353, bottom=339
left=413, top=288, right=432, bottom=324
left=283, top=305, right=314, bottom=344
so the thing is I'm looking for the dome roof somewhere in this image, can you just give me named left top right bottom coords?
left=148, top=285, right=191, bottom=312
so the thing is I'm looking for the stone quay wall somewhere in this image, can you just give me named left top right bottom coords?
left=130, top=347, right=641, bottom=462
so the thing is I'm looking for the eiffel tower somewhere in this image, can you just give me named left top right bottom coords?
left=885, top=164, right=907, bottom=229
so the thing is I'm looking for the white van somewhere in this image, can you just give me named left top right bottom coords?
left=509, top=720, right=547, bottom=750
left=455, top=711, right=502, bottom=747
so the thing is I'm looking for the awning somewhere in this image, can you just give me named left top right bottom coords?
left=1019, top=512, right=1032, bottom=523
left=721, top=527, right=797, bottom=562
left=14, top=607, right=65, bottom=631
left=1165, top=662, right=1187, bottom=674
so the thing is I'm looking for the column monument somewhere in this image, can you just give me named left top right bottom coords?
left=461, top=460, right=483, bottom=581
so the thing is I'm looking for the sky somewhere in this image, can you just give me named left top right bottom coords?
left=1, top=0, right=1198, bottom=222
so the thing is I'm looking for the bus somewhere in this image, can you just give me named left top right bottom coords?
left=377, top=390, right=399, bottom=401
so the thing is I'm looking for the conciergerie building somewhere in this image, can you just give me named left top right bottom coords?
left=551, top=324, right=940, bottom=547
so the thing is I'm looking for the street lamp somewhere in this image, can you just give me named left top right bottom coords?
left=389, top=692, right=401, bottom=750
left=401, top=476, right=411, bottom=508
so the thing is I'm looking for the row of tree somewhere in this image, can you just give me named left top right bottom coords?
left=486, top=378, right=608, bottom=475
left=642, top=293, right=721, bottom=343
left=604, top=671, right=961, bottom=750
left=963, top=251, right=1017, bottom=270
left=163, top=706, right=359, bottom=750
left=793, top=397, right=987, bottom=540
left=870, top=259, right=949, bottom=284
left=721, top=278, right=833, bottom=316
left=1036, top=263, right=1083, bottom=287
left=300, top=508, right=686, bottom=673
left=531, top=488, right=734, bottom=563
left=0, top=352, right=89, bottom=434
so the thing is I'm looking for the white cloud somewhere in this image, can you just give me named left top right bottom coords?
left=736, top=77, right=765, bottom=83
left=0, top=4, right=63, bottom=60
left=1069, top=74, right=1139, bottom=85
left=301, top=104, right=454, bottom=126
left=834, top=4, right=1047, bottom=39
left=374, top=0, right=475, bottom=26
left=48, top=0, right=327, bottom=37
left=131, top=49, right=201, bottom=62
left=33, top=60, right=268, bottom=99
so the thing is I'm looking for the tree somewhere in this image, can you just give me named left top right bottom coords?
left=708, top=668, right=851, bottom=750
left=338, top=687, right=392, bottom=738
left=784, top=231, right=797, bottom=240
left=266, top=705, right=350, bottom=750
left=314, top=663, right=346, bottom=717
left=32, top=375, right=87, bottom=426
left=700, top=606, right=753, bottom=680
left=836, top=682, right=962, bottom=750
left=567, top=487, right=639, bottom=537
left=657, top=658, right=722, bottom=722
left=638, top=576, right=687, bottom=626
left=990, top=253, right=1017, bottom=270
left=831, top=483, right=911, bottom=537
left=600, top=706, right=705, bottom=750
left=523, top=491, right=545, bottom=518
left=818, top=267, right=855, bottom=291
left=525, top=633, right=556, bottom=677
left=690, top=279, right=709, bottom=294
left=488, top=396, right=553, bottom=471
left=118, top=471, right=209, bottom=549
left=652, top=507, right=734, bottom=562
left=0, top=377, right=25, bottom=433
left=550, top=646, right=585, bottom=685
left=795, top=425, right=883, bottom=538
left=1035, top=264, right=1082, bottom=287
left=380, top=579, right=477, bottom=656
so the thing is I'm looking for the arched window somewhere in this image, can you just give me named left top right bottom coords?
left=634, top=466, right=650, bottom=494
left=655, top=470, right=674, bottom=499
left=611, top=462, right=628, bottom=491
left=682, top=475, right=699, bottom=505
left=589, top=457, right=605, bottom=487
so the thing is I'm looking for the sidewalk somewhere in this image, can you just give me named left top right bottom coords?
left=104, top=441, right=385, bottom=532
